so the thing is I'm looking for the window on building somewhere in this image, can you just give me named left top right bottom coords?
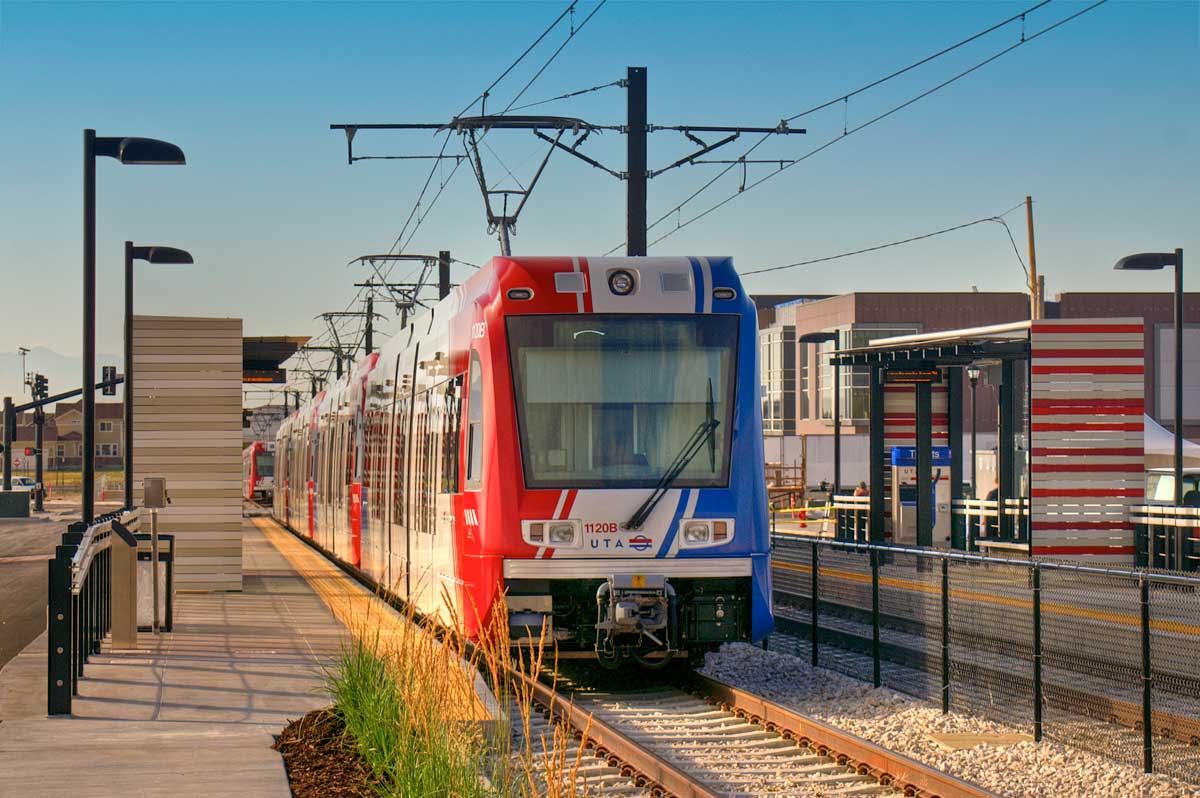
left=99, top=421, right=113, bottom=433
left=56, top=445, right=65, bottom=457
left=818, top=327, right=919, bottom=422
left=759, top=325, right=796, bottom=436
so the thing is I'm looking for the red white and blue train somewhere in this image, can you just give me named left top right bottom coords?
left=243, top=441, right=275, bottom=503
left=273, top=256, right=771, bottom=666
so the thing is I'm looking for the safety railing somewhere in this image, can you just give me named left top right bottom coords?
left=951, top=497, right=1031, bottom=551
left=831, top=495, right=871, bottom=541
left=770, top=534, right=1200, bottom=781
left=769, top=499, right=835, bottom=537
left=48, top=508, right=140, bottom=715
left=1132, top=504, right=1200, bottom=573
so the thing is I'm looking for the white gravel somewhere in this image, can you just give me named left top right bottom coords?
left=702, top=643, right=1200, bottom=798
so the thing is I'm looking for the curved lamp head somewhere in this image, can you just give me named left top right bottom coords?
left=799, top=331, right=838, bottom=345
left=95, top=135, right=186, bottom=165
left=131, top=245, right=193, bottom=265
left=1114, top=252, right=1177, bottom=271
left=966, top=364, right=982, bottom=383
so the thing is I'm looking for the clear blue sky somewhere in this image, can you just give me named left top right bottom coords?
left=1, top=1, right=1196, bottom=390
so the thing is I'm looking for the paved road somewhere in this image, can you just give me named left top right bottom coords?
left=0, top=503, right=149, bottom=671
left=0, top=517, right=60, bottom=670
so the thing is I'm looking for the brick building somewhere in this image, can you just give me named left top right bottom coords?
left=758, top=291, right=1200, bottom=487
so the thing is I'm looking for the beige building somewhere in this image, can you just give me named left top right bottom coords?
left=9, top=401, right=124, bottom=469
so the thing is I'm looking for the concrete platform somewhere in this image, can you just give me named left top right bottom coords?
left=0, top=518, right=348, bottom=798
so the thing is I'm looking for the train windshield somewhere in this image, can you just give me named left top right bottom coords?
left=507, top=314, right=738, bottom=489
left=255, top=451, right=275, bottom=477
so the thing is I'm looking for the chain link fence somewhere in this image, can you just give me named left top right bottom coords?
left=770, top=534, right=1200, bottom=783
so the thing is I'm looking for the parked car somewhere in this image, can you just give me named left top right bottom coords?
left=10, top=476, right=36, bottom=491
left=1145, top=468, right=1200, bottom=505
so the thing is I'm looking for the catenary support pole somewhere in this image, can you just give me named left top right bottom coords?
left=438, top=250, right=451, bottom=299
left=625, top=66, right=647, bottom=256
left=365, top=294, right=374, bottom=355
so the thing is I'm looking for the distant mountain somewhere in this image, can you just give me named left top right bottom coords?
left=0, top=347, right=124, bottom=403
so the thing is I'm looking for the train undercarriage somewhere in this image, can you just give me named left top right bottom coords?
left=506, top=575, right=751, bottom=668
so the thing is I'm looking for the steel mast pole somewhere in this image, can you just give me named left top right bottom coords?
left=1174, top=248, right=1184, bottom=506
left=626, top=66, right=647, bottom=256
left=124, top=241, right=135, bottom=510
left=83, top=129, right=97, bottom=523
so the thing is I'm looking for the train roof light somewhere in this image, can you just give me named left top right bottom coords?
left=713, top=287, right=737, bottom=301
left=607, top=269, right=636, bottom=296
left=507, top=287, right=534, bottom=300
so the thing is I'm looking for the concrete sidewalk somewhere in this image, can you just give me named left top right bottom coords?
left=0, top=518, right=347, bottom=798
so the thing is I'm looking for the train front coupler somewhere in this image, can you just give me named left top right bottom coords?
left=594, top=574, right=679, bottom=669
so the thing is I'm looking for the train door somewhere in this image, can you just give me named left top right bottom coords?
left=432, top=376, right=463, bottom=624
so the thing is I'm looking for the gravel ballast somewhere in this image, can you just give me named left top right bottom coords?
left=702, top=643, right=1200, bottom=798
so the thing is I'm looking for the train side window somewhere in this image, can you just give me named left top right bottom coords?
left=466, top=352, right=484, bottom=489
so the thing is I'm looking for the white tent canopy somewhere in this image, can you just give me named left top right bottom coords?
left=1143, top=414, right=1200, bottom=469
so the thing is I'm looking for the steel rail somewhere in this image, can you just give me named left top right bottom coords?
left=691, top=674, right=1002, bottom=798
left=520, top=672, right=722, bottom=798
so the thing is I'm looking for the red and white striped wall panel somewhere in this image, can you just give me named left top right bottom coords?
left=1030, top=318, right=1144, bottom=564
left=883, top=384, right=949, bottom=450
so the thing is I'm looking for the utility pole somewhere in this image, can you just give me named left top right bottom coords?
left=626, top=66, right=648, bottom=257
left=1025, top=196, right=1040, bottom=320
left=33, top=406, right=45, bottom=511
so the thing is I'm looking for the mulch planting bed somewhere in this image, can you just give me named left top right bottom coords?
left=274, top=708, right=375, bottom=798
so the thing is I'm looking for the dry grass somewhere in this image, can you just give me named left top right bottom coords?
left=257, top=519, right=601, bottom=797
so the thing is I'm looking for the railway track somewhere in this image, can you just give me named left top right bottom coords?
left=519, top=668, right=1000, bottom=798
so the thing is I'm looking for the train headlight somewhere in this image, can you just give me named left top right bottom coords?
left=522, top=519, right=582, bottom=548
left=607, top=269, right=636, bottom=296
left=680, top=519, right=735, bottom=549
left=683, top=521, right=711, bottom=544
left=549, top=522, right=577, bottom=544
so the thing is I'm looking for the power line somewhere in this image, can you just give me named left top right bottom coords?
left=499, top=0, right=608, bottom=114
left=742, top=202, right=1025, bottom=276
left=644, top=0, right=1108, bottom=250
left=506, top=78, right=623, bottom=113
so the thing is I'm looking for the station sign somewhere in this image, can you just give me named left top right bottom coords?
left=244, top=368, right=287, bottom=384
left=890, top=446, right=952, bottom=467
left=884, top=368, right=941, bottom=384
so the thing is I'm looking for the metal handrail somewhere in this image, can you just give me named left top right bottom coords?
left=770, top=532, right=1200, bottom=586
left=68, top=509, right=139, bottom=595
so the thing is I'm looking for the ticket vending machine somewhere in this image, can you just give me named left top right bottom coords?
left=890, top=446, right=952, bottom=547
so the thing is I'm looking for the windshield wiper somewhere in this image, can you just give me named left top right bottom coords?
left=626, top=380, right=720, bottom=531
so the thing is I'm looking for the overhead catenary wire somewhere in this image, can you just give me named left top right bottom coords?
left=505, top=78, right=624, bottom=113
left=643, top=0, right=1108, bottom=250
left=742, top=202, right=1026, bottom=276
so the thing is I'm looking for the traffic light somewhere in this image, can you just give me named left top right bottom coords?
left=24, top=447, right=39, bottom=456
left=102, top=365, right=117, bottom=396
left=33, top=374, right=48, bottom=400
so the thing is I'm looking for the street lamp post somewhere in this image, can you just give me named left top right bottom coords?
left=124, top=243, right=193, bottom=510
left=82, top=130, right=185, bottom=524
left=966, top=365, right=981, bottom=495
left=800, top=331, right=842, bottom=496
left=1114, top=249, right=1185, bottom=505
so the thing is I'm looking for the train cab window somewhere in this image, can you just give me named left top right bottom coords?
left=441, top=375, right=463, bottom=493
left=507, top=314, right=739, bottom=490
left=466, top=352, right=484, bottom=489
left=255, top=451, right=274, bottom=478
